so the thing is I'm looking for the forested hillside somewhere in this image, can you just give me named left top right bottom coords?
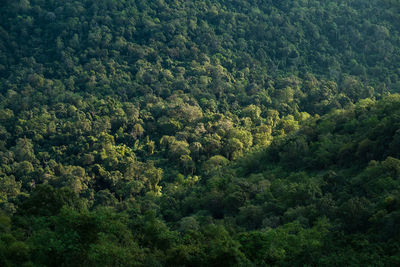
left=1, top=0, right=400, bottom=266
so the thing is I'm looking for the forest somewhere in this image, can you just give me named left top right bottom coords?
left=0, top=0, right=400, bottom=266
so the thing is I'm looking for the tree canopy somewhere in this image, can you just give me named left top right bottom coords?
left=1, top=0, right=400, bottom=266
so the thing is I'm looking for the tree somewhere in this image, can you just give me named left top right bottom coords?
left=131, top=123, right=144, bottom=140
left=168, top=140, right=190, bottom=161
left=12, top=138, right=35, bottom=162
left=180, top=155, right=195, bottom=175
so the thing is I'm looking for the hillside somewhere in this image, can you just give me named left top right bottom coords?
left=1, top=0, right=400, bottom=266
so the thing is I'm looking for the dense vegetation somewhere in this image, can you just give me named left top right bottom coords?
left=1, top=0, right=400, bottom=266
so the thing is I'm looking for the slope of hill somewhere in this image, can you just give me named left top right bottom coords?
left=1, top=0, right=400, bottom=266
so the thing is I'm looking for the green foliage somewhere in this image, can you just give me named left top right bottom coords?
left=1, top=0, right=400, bottom=265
